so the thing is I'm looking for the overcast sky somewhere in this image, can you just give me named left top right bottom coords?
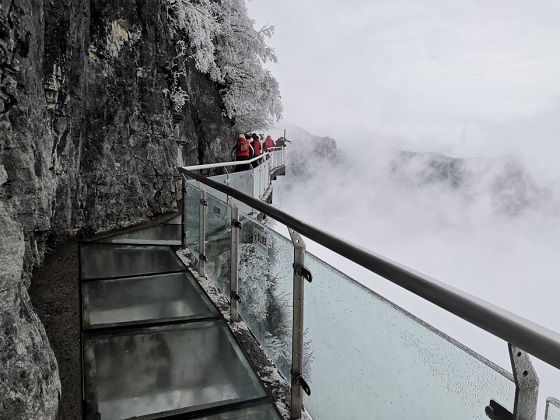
left=248, top=0, right=560, bottom=176
left=247, top=1, right=560, bottom=412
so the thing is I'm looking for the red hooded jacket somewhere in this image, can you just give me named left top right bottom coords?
left=235, top=136, right=250, bottom=158
left=252, top=138, right=262, bottom=156
left=263, top=136, right=275, bottom=152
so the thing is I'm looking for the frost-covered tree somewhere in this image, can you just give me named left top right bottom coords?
left=164, top=0, right=282, bottom=129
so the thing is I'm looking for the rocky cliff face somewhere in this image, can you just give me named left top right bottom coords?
left=0, top=0, right=233, bottom=417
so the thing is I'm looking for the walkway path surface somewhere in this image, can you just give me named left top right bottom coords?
left=29, top=213, right=179, bottom=420
left=30, top=212, right=285, bottom=419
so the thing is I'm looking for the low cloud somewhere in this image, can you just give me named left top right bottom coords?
left=272, top=128, right=560, bottom=410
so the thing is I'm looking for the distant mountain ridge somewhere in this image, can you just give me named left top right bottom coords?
left=263, top=123, right=337, bottom=176
left=390, top=150, right=546, bottom=216
left=275, top=123, right=547, bottom=217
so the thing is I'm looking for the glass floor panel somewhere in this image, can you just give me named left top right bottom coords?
left=82, top=272, right=219, bottom=329
left=164, top=214, right=182, bottom=224
left=100, top=224, right=181, bottom=245
left=83, top=321, right=268, bottom=420
left=186, top=401, right=282, bottom=419
left=547, top=398, right=560, bottom=420
left=80, top=243, right=185, bottom=280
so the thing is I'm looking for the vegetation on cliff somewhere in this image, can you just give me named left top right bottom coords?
left=165, top=0, right=283, bottom=130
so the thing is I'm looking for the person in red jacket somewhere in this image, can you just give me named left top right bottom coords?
left=231, top=134, right=253, bottom=172
left=263, top=135, right=275, bottom=152
left=251, top=133, right=262, bottom=167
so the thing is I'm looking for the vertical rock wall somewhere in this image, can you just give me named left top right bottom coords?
left=1, top=1, right=61, bottom=418
left=0, top=0, right=234, bottom=417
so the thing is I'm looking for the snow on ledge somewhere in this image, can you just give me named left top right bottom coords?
left=176, top=248, right=295, bottom=419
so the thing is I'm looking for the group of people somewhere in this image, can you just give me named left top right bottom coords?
left=231, top=132, right=285, bottom=172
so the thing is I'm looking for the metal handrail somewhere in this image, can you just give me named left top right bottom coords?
left=183, top=149, right=285, bottom=172
left=178, top=165, right=560, bottom=372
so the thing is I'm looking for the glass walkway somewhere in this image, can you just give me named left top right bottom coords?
left=79, top=215, right=283, bottom=419
left=176, top=150, right=560, bottom=420
left=78, top=149, right=560, bottom=419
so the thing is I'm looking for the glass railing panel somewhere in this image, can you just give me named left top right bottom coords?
left=80, top=244, right=185, bottom=280
left=206, top=174, right=228, bottom=203
left=237, top=213, right=294, bottom=381
left=184, top=181, right=201, bottom=253
left=83, top=320, right=268, bottom=420
left=164, top=214, right=182, bottom=224
left=253, top=160, right=268, bottom=198
left=205, top=193, right=232, bottom=298
left=228, top=171, right=253, bottom=196
left=271, top=150, right=283, bottom=169
left=228, top=171, right=254, bottom=214
left=252, top=164, right=262, bottom=198
left=547, top=398, right=560, bottom=420
left=302, top=253, right=515, bottom=420
left=100, top=224, right=181, bottom=245
left=82, top=272, right=219, bottom=329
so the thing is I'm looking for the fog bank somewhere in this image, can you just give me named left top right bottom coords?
left=269, top=128, right=560, bottom=413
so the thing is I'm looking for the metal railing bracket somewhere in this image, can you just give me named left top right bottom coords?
left=292, top=376, right=311, bottom=396
left=294, top=265, right=312, bottom=283
left=485, top=400, right=512, bottom=420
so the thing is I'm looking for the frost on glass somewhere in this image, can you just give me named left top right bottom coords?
left=547, top=398, right=560, bottom=420
left=237, top=214, right=293, bottom=381
left=302, top=253, right=515, bottom=420
left=184, top=181, right=200, bottom=253
left=205, top=193, right=232, bottom=298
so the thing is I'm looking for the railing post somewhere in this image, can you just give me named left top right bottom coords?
left=486, top=345, right=539, bottom=420
left=266, top=155, right=271, bottom=186
left=229, top=197, right=240, bottom=322
left=260, top=164, right=264, bottom=196
left=251, top=169, right=256, bottom=199
left=509, top=344, right=539, bottom=420
left=181, top=176, right=187, bottom=249
left=198, top=182, right=206, bottom=277
left=288, top=228, right=309, bottom=419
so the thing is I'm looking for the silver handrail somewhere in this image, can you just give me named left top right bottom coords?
left=178, top=165, right=560, bottom=372
left=183, top=149, right=285, bottom=172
